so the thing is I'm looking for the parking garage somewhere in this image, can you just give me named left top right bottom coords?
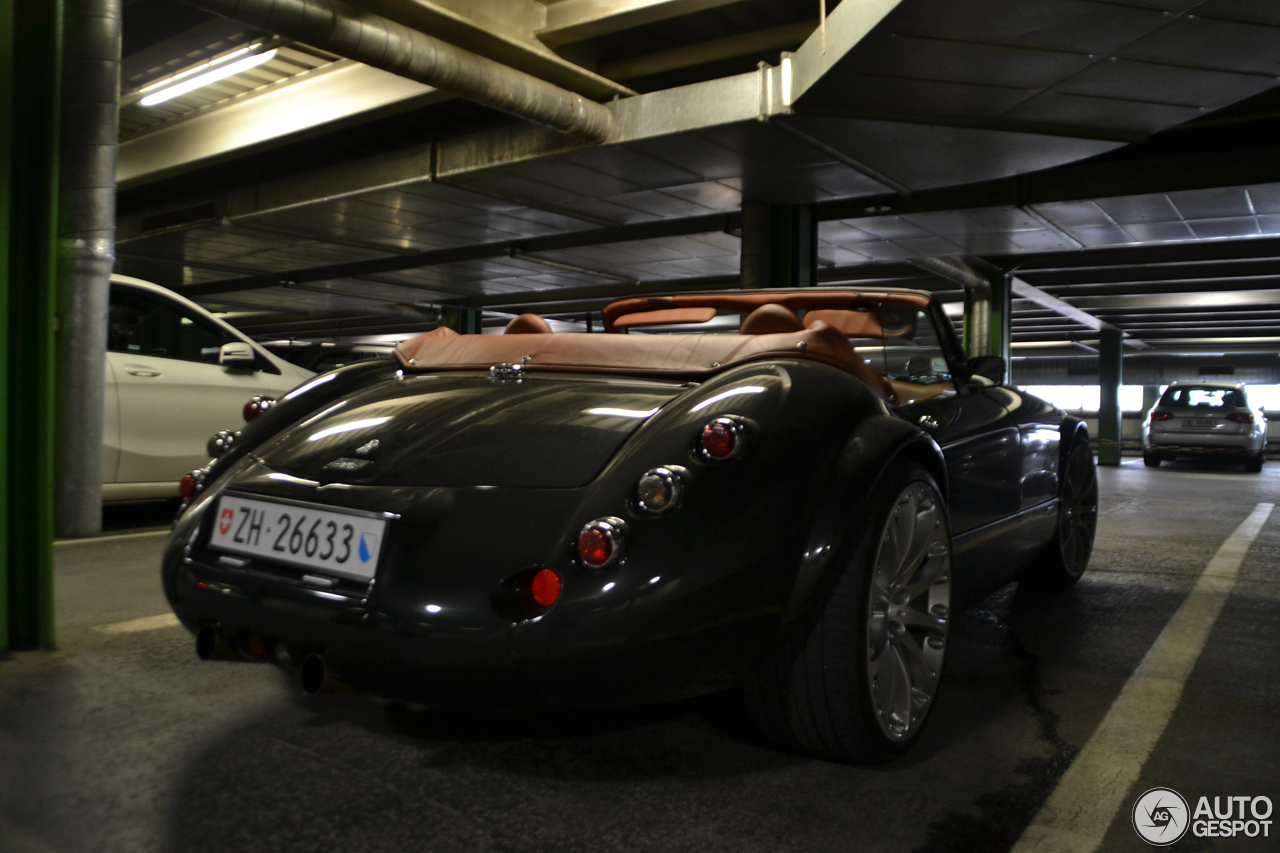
left=2, top=1, right=1279, bottom=851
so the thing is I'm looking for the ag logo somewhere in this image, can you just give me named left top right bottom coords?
left=1133, top=787, right=1190, bottom=846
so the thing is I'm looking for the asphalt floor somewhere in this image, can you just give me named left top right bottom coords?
left=1, top=458, right=1277, bottom=852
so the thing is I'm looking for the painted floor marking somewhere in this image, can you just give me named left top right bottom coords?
left=95, top=613, right=180, bottom=634
left=1012, top=501, right=1274, bottom=853
left=55, top=528, right=169, bottom=546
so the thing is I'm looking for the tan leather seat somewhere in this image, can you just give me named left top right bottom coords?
left=741, top=304, right=804, bottom=335
left=504, top=313, right=552, bottom=334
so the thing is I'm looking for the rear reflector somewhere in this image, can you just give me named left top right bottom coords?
left=530, top=569, right=562, bottom=608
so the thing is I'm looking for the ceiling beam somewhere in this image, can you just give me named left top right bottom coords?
left=1010, top=277, right=1148, bottom=349
left=600, top=20, right=815, bottom=81
left=538, top=0, right=742, bottom=45
left=1065, top=289, right=1280, bottom=311
left=179, top=212, right=739, bottom=296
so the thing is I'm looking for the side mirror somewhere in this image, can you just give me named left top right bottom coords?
left=966, top=355, right=1006, bottom=386
left=219, top=341, right=256, bottom=369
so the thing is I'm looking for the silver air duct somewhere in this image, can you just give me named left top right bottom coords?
left=181, top=0, right=615, bottom=141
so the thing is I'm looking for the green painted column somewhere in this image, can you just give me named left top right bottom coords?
left=2, top=0, right=61, bottom=651
left=444, top=306, right=480, bottom=334
left=990, top=273, right=1012, bottom=366
left=1098, top=326, right=1124, bottom=466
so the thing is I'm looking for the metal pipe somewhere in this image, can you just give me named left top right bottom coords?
left=182, top=0, right=615, bottom=141
left=55, top=0, right=120, bottom=538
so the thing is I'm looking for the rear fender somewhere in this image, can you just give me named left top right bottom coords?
left=189, top=359, right=401, bottom=505
left=783, top=416, right=947, bottom=624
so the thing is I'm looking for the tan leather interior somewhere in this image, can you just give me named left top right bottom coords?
left=395, top=291, right=947, bottom=405
left=505, top=313, right=553, bottom=334
left=803, top=308, right=882, bottom=338
left=741, top=304, right=805, bottom=335
left=602, top=290, right=930, bottom=333
left=396, top=321, right=893, bottom=401
left=614, top=306, right=718, bottom=329
left=888, top=380, right=955, bottom=405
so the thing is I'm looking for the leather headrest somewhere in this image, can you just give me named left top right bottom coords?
left=804, top=309, right=882, bottom=338
left=504, top=313, right=553, bottom=334
left=740, top=304, right=804, bottom=336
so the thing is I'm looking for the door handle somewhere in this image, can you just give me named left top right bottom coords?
left=124, top=366, right=161, bottom=377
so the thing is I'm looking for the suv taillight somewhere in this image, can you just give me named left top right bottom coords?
left=1150, top=410, right=1174, bottom=421
left=1227, top=412, right=1254, bottom=424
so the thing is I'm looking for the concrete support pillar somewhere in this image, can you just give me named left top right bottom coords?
left=55, top=0, right=120, bottom=538
left=962, top=282, right=992, bottom=358
left=739, top=202, right=817, bottom=289
left=1098, top=326, right=1124, bottom=466
left=740, top=201, right=770, bottom=290
left=2, top=0, right=63, bottom=651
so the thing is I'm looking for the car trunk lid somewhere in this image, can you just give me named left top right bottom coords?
left=256, top=373, right=688, bottom=488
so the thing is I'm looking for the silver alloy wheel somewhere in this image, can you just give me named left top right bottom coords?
left=866, top=482, right=952, bottom=742
left=1059, top=445, right=1099, bottom=579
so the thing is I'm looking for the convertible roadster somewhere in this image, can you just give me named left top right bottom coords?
left=163, top=287, right=1097, bottom=763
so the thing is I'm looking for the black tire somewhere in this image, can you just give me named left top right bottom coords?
left=1245, top=452, right=1264, bottom=473
left=1035, top=439, right=1098, bottom=586
left=743, top=463, right=952, bottom=763
left=1143, top=449, right=1161, bottom=468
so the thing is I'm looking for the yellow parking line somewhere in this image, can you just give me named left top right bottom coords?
left=1012, top=501, right=1274, bottom=853
left=94, top=613, right=180, bottom=634
left=55, top=528, right=169, bottom=546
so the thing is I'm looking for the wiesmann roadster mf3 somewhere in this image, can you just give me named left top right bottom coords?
left=163, top=288, right=1097, bottom=763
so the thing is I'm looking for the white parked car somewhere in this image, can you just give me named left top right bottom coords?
left=105, top=275, right=314, bottom=501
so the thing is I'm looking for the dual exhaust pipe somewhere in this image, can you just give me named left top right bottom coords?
left=196, top=624, right=327, bottom=695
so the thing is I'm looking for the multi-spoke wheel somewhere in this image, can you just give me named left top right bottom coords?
left=866, top=482, right=951, bottom=742
left=1035, top=439, right=1098, bottom=586
left=744, top=463, right=952, bottom=763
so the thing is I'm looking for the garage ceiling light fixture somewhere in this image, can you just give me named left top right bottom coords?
left=139, top=45, right=276, bottom=106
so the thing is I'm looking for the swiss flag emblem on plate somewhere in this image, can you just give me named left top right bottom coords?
left=218, top=508, right=234, bottom=535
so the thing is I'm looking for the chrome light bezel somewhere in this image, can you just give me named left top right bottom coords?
left=575, top=517, right=628, bottom=571
left=634, top=466, right=687, bottom=515
left=695, top=416, right=747, bottom=462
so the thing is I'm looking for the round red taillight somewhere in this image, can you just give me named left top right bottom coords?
left=699, top=417, right=743, bottom=461
left=530, top=568, right=562, bottom=608
left=242, top=395, right=275, bottom=423
left=179, top=468, right=207, bottom=500
left=576, top=518, right=627, bottom=570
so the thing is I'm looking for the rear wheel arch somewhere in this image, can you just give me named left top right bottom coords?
left=784, top=418, right=949, bottom=627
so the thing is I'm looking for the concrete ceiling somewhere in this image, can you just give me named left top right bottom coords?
left=114, top=0, right=1280, bottom=352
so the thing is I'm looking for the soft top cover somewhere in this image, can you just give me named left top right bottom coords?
left=394, top=290, right=933, bottom=396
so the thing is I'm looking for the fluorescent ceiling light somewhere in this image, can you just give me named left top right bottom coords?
left=140, top=48, right=277, bottom=106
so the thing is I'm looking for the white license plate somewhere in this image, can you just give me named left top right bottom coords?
left=1185, top=418, right=1218, bottom=427
left=208, top=495, right=389, bottom=581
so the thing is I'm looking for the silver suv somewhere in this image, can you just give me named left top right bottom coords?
left=1143, top=381, right=1268, bottom=472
